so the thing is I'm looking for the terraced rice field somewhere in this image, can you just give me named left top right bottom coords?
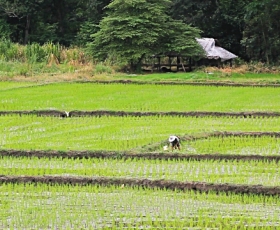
left=1, top=183, right=280, bottom=229
left=0, top=81, right=279, bottom=229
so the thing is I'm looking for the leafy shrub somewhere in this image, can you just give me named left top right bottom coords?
left=93, top=63, right=113, bottom=74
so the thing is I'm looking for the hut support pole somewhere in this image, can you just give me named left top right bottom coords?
left=169, top=56, right=171, bottom=71
left=181, top=57, right=186, bottom=72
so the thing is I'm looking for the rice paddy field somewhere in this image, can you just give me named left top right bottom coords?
left=0, top=80, right=280, bottom=229
left=1, top=82, right=280, bottom=111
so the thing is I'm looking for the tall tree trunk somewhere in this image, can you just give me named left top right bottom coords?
left=24, top=15, right=30, bottom=45
left=261, top=21, right=269, bottom=64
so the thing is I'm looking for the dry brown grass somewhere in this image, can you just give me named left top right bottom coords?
left=204, top=65, right=248, bottom=75
left=60, top=47, right=88, bottom=65
left=205, top=63, right=280, bottom=75
left=8, top=62, right=124, bottom=83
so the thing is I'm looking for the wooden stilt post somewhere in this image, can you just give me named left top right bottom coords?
left=181, top=57, right=186, bottom=72
left=169, top=56, right=171, bottom=71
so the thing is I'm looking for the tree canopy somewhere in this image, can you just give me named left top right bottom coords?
left=1, top=0, right=280, bottom=64
left=89, top=0, right=203, bottom=70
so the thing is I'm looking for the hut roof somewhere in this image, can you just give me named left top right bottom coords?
left=196, top=38, right=237, bottom=62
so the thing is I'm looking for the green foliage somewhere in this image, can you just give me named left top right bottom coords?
left=74, top=0, right=112, bottom=45
left=171, top=0, right=249, bottom=58
left=165, top=20, right=204, bottom=56
left=0, top=40, right=62, bottom=63
left=0, top=40, right=92, bottom=77
left=0, top=39, right=24, bottom=61
left=75, top=21, right=99, bottom=46
left=93, top=62, right=113, bottom=75
left=0, top=40, right=73, bottom=76
left=171, top=0, right=218, bottom=34
left=0, top=0, right=98, bottom=45
left=25, top=43, right=47, bottom=63
left=29, top=22, right=59, bottom=44
left=90, top=0, right=202, bottom=71
left=0, top=0, right=280, bottom=64
left=43, top=42, right=61, bottom=62
left=0, top=18, right=12, bottom=39
left=241, top=0, right=280, bottom=64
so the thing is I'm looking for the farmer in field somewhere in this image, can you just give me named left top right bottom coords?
left=168, top=135, right=180, bottom=151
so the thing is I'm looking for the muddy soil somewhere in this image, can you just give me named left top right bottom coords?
left=1, top=150, right=279, bottom=163
left=0, top=175, right=279, bottom=196
left=1, top=110, right=280, bottom=118
left=81, top=80, right=280, bottom=87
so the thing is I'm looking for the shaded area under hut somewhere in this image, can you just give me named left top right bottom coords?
left=142, top=38, right=238, bottom=72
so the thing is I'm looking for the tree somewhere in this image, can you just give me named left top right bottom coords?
left=89, top=0, right=203, bottom=71
left=171, top=0, right=249, bottom=59
left=171, top=0, right=218, bottom=37
left=75, top=0, right=112, bottom=46
left=0, top=0, right=97, bottom=45
left=0, top=0, right=44, bottom=44
left=242, top=0, right=280, bottom=63
left=0, top=18, right=12, bottom=39
left=213, top=0, right=249, bottom=58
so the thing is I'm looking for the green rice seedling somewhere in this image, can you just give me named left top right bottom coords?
left=185, top=136, right=280, bottom=155
left=0, top=82, right=279, bottom=111
left=0, top=115, right=279, bottom=151
left=0, top=156, right=279, bottom=186
left=0, top=183, right=279, bottom=229
left=0, top=114, right=280, bottom=152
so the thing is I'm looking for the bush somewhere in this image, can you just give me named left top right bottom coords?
left=93, top=63, right=113, bottom=74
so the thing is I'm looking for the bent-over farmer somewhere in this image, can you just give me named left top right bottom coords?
left=169, top=135, right=180, bottom=151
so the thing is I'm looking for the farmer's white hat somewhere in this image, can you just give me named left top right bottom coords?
left=169, top=135, right=176, bottom=142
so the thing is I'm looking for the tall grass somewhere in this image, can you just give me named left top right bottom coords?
left=0, top=39, right=91, bottom=77
left=0, top=39, right=24, bottom=61
left=0, top=39, right=87, bottom=64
